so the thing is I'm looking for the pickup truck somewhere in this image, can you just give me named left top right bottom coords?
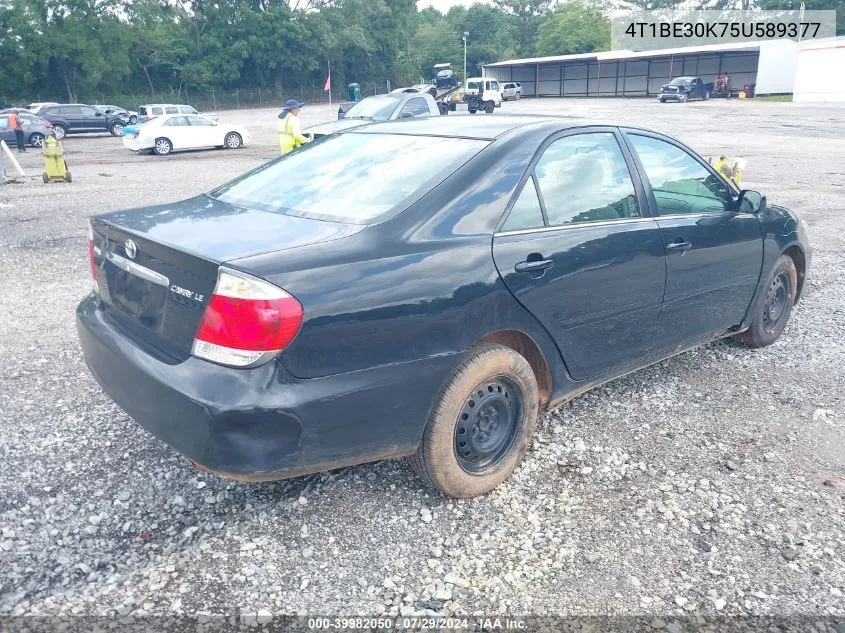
left=658, top=76, right=713, bottom=103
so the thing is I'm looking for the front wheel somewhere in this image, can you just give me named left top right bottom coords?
left=704, top=91, right=711, bottom=100
left=484, top=102, right=495, bottom=114
left=154, top=137, right=172, bottom=156
left=469, top=108, right=477, bottom=114
left=515, top=92, right=521, bottom=100
left=408, top=343, right=539, bottom=498
left=110, top=122, right=124, bottom=137
left=679, top=93, right=688, bottom=103
left=224, top=131, right=242, bottom=149
left=129, top=115, right=138, bottom=125
left=735, top=254, right=797, bottom=348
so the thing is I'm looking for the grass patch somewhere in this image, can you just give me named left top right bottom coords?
left=754, top=94, right=793, bottom=102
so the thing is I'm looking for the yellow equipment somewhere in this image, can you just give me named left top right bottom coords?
left=42, top=135, right=72, bottom=183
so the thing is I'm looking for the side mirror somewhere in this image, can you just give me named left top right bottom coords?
left=95, top=111, right=103, bottom=116
left=737, top=189, right=766, bottom=214
left=399, top=111, right=414, bottom=119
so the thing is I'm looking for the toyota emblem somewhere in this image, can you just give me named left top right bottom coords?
left=125, top=239, right=138, bottom=260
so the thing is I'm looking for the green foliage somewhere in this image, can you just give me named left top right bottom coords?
left=535, top=1, right=611, bottom=57
left=0, top=0, right=841, bottom=104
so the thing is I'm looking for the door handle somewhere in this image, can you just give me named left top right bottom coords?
left=514, top=258, right=554, bottom=273
left=666, top=240, right=692, bottom=253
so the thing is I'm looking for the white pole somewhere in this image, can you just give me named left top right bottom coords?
left=0, top=140, right=25, bottom=177
left=327, top=59, right=332, bottom=116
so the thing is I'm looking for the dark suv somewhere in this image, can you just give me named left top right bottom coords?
left=36, top=104, right=128, bottom=139
left=435, top=68, right=458, bottom=89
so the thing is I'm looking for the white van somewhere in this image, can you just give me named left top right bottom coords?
left=464, top=78, right=502, bottom=113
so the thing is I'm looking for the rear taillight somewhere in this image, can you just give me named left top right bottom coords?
left=88, top=220, right=99, bottom=293
left=44, top=122, right=52, bottom=129
left=192, top=268, right=303, bottom=368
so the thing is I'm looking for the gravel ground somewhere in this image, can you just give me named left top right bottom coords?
left=0, top=98, right=843, bottom=625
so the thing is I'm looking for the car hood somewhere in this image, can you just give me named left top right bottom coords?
left=305, top=119, right=373, bottom=136
left=97, top=194, right=365, bottom=262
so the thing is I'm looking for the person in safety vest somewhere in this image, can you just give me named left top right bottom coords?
left=8, top=112, right=25, bottom=152
left=277, top=99, right=308, bottom=155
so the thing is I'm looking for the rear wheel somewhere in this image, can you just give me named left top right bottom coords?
left=438, top=103, right=449, bottom=116
left=736, top=254, right=797, bottom=348
left=408, top=343, right=539, bottom=498
left=224, top=131, right=242, bottom=149
left=154, top=137, right=172, bottom=156
left=484, top=102, right=495, bottom=114
left=29, top=133, right=45, bottom=147
left=53, top=124, right=67, bottom=140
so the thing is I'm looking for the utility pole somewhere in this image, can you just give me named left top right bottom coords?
left=462, top=32, right=469, bottom=83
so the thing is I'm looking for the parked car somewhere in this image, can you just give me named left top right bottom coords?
left=501, top=82, right=523, bottom=101
left=37, top=104, right=127, bottom=139
left=137, top=104, right=218, bottom=123
left=77, top=116, right=810, bottom=499
left=390, top=84, right=438, bottom=99
left=306, top=92, right=441, bottom=139
left=0, top=112, right=53, bottom=147
left=658, top=76, right=713, bottom=102
left=122, top=113, right=248, bottom=155
left=435, top=66, right=458, bottom=89
left=94, top=105, right=139, bottom=124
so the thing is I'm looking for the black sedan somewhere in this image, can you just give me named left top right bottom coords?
left=77, top=116, right=811, bottom=498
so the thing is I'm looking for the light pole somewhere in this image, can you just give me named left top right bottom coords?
left=462, top=32, right=469, bottom=84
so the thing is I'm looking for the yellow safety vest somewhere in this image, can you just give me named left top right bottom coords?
left=278, top=113, right=301, bottom=155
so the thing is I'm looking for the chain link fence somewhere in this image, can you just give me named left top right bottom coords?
left=4, top=80, right=402, bottom=112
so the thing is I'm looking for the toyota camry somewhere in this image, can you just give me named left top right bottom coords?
left=77, top=115, right=811, bottom=498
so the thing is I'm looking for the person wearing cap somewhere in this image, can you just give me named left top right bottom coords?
left=277, top=99, right=308, bottom=155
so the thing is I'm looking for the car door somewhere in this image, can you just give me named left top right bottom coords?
left=161, top=116, right=191, bottom=149
left=623, top=131, right=763, bottom=351
left=79, top=105, right=106, bottom=132
left=492, top=128, right=667, bottom=381
left=186, top=115, right=218, bottom=147
left=0, top=115, right=14, bottom=145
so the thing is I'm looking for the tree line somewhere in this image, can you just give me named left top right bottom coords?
left=0, top=0, right=841, bottom=106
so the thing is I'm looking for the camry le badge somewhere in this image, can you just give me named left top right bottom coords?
left=125, top=239, right=138, bottom=260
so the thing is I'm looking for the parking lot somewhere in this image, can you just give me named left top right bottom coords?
left=1, top=98, right=843, bottom=621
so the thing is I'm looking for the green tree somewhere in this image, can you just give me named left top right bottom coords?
left=535, top=1, right=610, bottom=56
left=491, top=0, right=552, bottom=56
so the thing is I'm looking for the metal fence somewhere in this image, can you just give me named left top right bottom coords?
left=3, top=81, right=398, bottom=112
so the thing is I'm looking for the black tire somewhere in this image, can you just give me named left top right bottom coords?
left=438, top=103, right=449, bottom=116
left=110, top=122, right=124, bottom=137
left=735, top=254, right=797, bottom=348
left=224, top=131, right=242, bottom=149
left=484, top=102, right=495, bottom=114
left=65, top=170, right=72, bottom=183
left=29, top=133, right=45, bottom=147
left=408, top=343, right=539, bottom=498
left=679, top=93, right=688, bottom=103
left=42, top=172, right=49, bottom=184
left=704, top=91, right=711, bottom=100
left=153, top=137, right=172, bottom=156
left=469, top=108, right=477, bottom=114
left=515, top=92, right=521, bottom=100
left=53, top=124, right=67, bottom=140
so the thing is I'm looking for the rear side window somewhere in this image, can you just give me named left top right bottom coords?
left=534, top=132, right=639, bottom=226
left=187, top=116, right=214, bottom=126
left=151, top=107, right=164, bottom=115
left=179, top=106, right=198, bottom=114
left=501, top=178, right=544, bottom=232
left=212, top=133, right=488, bottom=224
left=164, top=116, right=189, bottom=126
left=165, top=106, right=179, bottom=114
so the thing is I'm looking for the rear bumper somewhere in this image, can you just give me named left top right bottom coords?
left=76, top=295, right=459, bottom=480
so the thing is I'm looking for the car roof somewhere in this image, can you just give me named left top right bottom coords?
left=350, top=115, right=651, bottom=141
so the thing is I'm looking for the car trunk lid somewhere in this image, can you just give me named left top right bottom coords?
left=91, top=195, right=364, bottom=361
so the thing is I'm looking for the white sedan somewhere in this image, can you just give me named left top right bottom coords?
left=122, top=114, right=249, bottom=156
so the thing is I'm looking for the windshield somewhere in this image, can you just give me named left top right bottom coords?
left=344, top=97, right=400, bottom=121
left=211, top=133, right=488, bottom=224
left=669, top=77, right=693, bottom=86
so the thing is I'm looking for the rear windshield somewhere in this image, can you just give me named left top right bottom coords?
left=437, top=70, right=453, bottom=77
left=467, top=81, right=482, bottom=91
left=211, top=133, right=488, bottom=224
